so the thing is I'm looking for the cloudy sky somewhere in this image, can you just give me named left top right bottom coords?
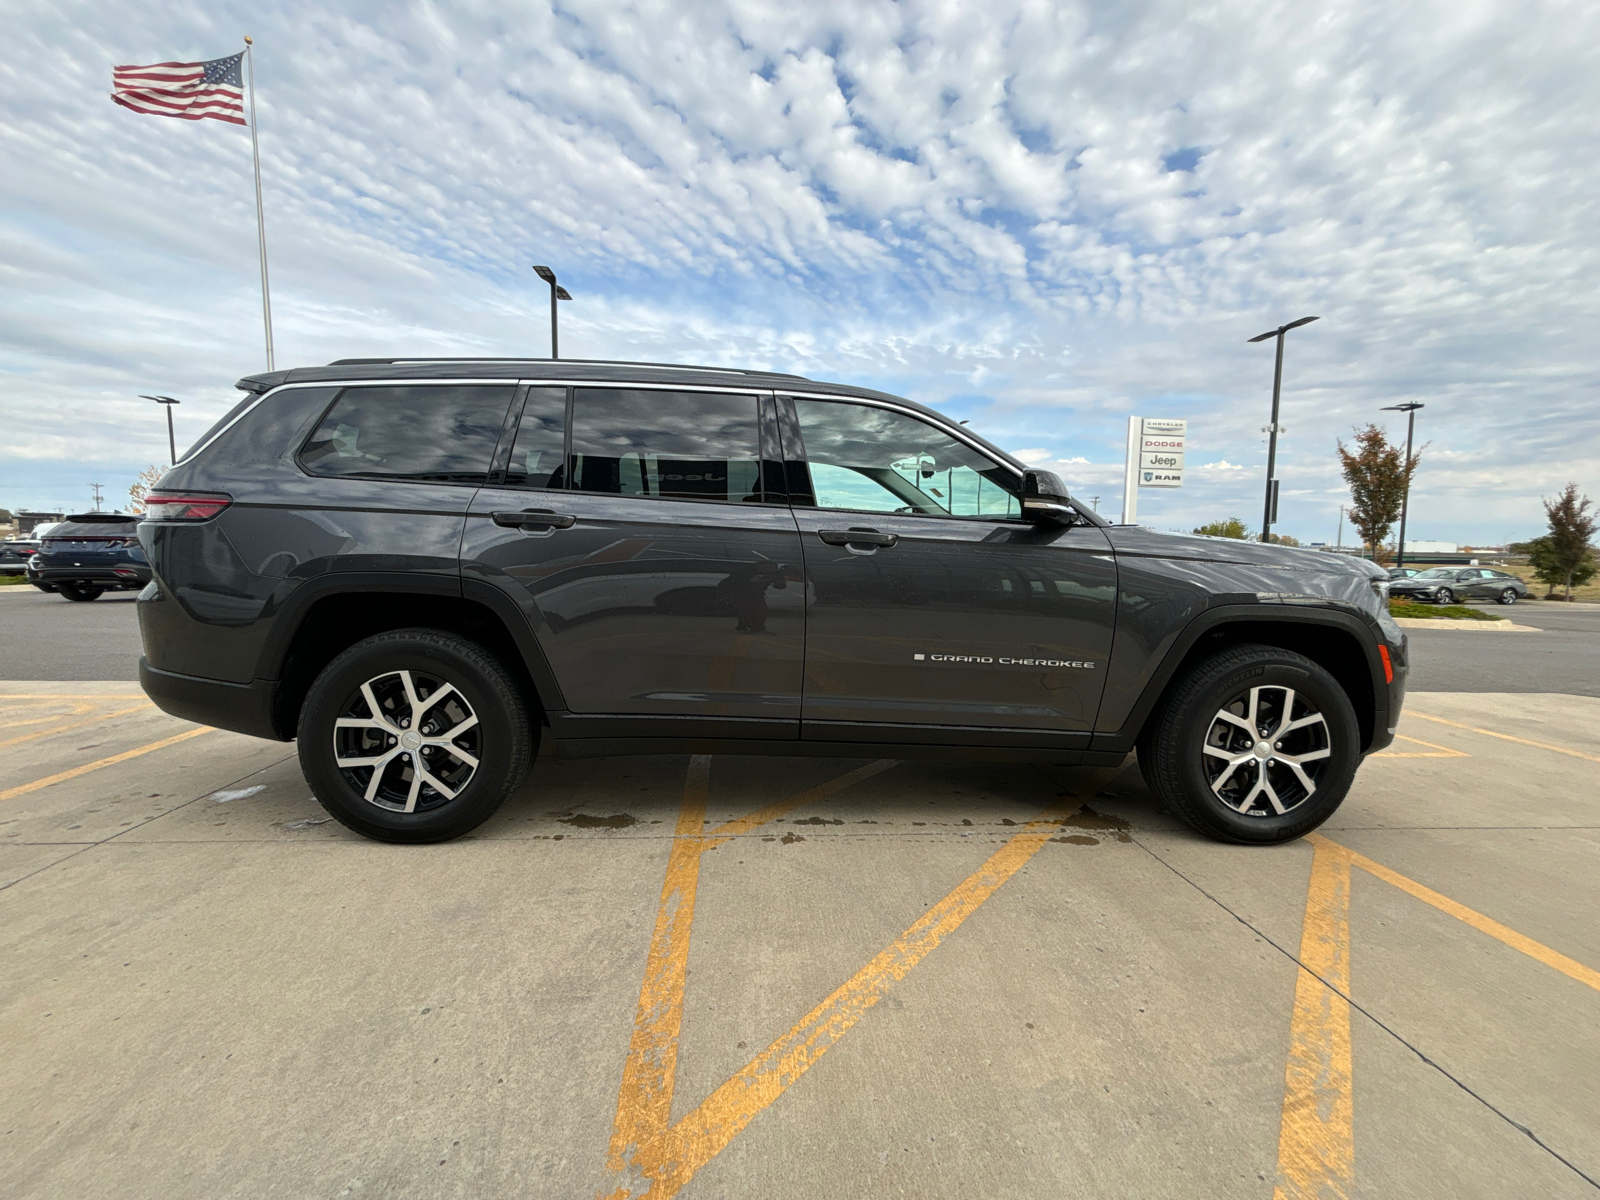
left=2, top=0, right=1595, bottom=543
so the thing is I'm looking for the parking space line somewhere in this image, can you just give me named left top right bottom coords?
left=1370, top=734, right=1468, bottom=759
left=698, top=759, right=897, bottom=849
left=1310, top=833, right=1600, bottom=993
left=1405, top=711, right=1600, bottom=764
left=602, top=763, right=1119, bottom=1199
left=0, top=726, right=212, bottom=803
left=622, top=799, right=1081, bottom=1200
left=0, top=702, right=155, bottom=748
left=1274, top=837, right=1354, bottom=1200
left=607, top=755, right=713, bottom=1174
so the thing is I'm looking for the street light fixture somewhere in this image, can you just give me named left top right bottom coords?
left=1380, top=402, right=1424, bottom=571
left=141, top=395, right=181, bottom=465
left=1247, top=315, right=1319, bottom=543
left=531, top=265, right=573, bottom=359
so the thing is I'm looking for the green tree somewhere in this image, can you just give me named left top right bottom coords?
left=1265, top=532, right=1301, bottom=547
left=1513, top=483, right=1597, bottom=599
left=1193, top=518, right=1250, bottom=539
left=1337, top=424, right=1421, bottom=557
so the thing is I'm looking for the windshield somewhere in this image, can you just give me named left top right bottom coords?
left=1412, top=568, right=1455, bottom=579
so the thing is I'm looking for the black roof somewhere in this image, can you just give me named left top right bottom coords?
left=59, top=512, right=139, bottom=525
left=233, top=358, right=1025, bottom=472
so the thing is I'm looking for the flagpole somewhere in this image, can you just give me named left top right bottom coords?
left=242, top=35, right=275, bottom=371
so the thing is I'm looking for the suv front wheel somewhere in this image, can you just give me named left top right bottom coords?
left=298, top=629, right=534, bottom=843
left=1139, top=644, right=1361, bottom=845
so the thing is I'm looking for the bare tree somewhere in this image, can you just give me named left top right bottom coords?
left=1337, top=424, right=1420, bottom=559
left=128, top=465, right=166, bottom=513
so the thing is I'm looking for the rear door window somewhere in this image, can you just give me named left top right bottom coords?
left=568, top=389, right=762, bottom=503
left=504, top=387, right=568, bottom=489
left=300, top=385, right=516, bottom=483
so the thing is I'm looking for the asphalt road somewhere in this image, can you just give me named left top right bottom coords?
left=1403, top=601, right=1600, bottom=696
left=4, top=584, right=1598, bottom=695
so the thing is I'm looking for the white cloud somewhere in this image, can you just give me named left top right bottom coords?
left=1, top=0, right=1596, bottom=541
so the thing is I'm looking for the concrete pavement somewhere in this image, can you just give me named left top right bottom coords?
left=2, top=683, right=1596, bottom=1198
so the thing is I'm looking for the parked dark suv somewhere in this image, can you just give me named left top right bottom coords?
left=137, top=359, right=1408, bottom=846
left=30, top=512, right=151, bottom=600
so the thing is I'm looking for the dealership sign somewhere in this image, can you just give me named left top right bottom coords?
left=1138, top=418, right=1186, bottom=488
left=1121, top=415, right=1187, bottom=524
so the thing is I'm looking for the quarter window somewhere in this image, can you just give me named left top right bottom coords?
left=300, top=385, right=515, bottom=483
left=568, top=389, right=761, bottom=503
left=790, top=399, right=1020, bottom=518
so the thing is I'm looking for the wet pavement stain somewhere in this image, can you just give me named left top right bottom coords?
left=779, top=833, right=806, bottom=844
left=559, top=813, right=638, bottom=829
left=1060, top=805, right=1133, bottom=843
left=793, top=816, right=844, bottom=825
left=1052, top=835, right=1102, bottom=846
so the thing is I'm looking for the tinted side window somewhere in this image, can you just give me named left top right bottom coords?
left=300, top=386, right=515, bottom=483
left=791, top=399, right=1020, bottom=518
left=505, top=387, right=568, bottom=489
left=569, top=389, right=761, bottom=503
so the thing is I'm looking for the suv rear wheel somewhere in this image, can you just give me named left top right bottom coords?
left=1139, top=644, right=1360, bottom=845
left=298, top=629, right=534, bottom=843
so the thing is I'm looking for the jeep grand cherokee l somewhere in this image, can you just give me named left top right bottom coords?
left=136, top=358, right=1408, bottom=845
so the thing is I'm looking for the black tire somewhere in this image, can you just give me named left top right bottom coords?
left=1137, top=644, right=1361, bottom=845
left=1497, top=588, right=1517, bottom=605
left=58, top=582, right=104, bottom=602
left=298, top=629, right=535, bottom=843
left=1436, top=588, right=1456, bottom=605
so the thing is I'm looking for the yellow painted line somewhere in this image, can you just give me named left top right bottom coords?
left=0, top=694, right=147, bottom=700
left=0, top=702, right=155, bottom=748
left=1311, top=834, right=1600, bottom=994
left=1274, top=837, right=1354, bottom=1200
left=607, top=755, right=713, bottom=1171
left=615, top=799, right=1081, bottom=1199
left=699, top=759, right=897, bottom=848
left=1405, top=711, right=1600, bottom=764
left=0, top=726, right=212, bottom=803
left=1370, top=734, right=1469, bottom=759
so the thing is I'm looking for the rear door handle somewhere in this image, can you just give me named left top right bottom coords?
left=492, top=509, right=576, bottom=529
left=818, top=528, right=897, bottom=548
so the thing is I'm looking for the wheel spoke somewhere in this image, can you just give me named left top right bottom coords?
left=403, top=765, right=423, bottom=813
left=337, top=749, right=397, bottom=769
left=1283, top=759, right=1320, bottom=796
left=1279, top=711, right=1328, bottom=736
left=418, top=767, right=458, bottom=801
left=360, top=681, right=386, bottom=725
left=436, top=712, right=479, bottom=740
left=1280, top=746, right=1331, bottom=765
left=1213, top=710, right=1255, bottom=735
left=400, top=670, right=423, bottom=719
left=335, top=716, right=384, bottom=730
left=414, top=682, right=457, bottom=718
left=1202, top=743, right=1240, bottom=761
left=429, top=744, right=479, bottom=770
left=364, top=752, right=399, bottom=801
left=1258, top=774, right=1288, bottom=815
left=1245, top=687, right=1262, bottom=729
left=1209, top=757, right=1251, bottom=796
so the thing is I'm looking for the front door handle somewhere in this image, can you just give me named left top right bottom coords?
left=818, top=527, right=898, bottom=548
left=492, top=509, right=576, bottom=529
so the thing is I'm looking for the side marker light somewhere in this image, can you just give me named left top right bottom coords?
left=1378, top=644, right=1394, bottom=684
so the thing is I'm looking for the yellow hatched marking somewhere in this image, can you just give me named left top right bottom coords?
left=0, top=702, right=155, bottom=748
left=1370, top=734, right=1469, bottom=759
left=1311, top=834, right=1600, bottom=993
left=602, top=761, right=1119, bottom=1200
left=0, top=727, right=212, bottom=803
left=1274, top=838, right=1354, bottom=1200
left=1406, top=711, right=1600, bottom=763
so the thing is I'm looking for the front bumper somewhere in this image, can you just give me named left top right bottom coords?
left=139, top=659, right=286, bottom=741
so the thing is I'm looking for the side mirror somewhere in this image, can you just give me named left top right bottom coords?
left=1020, top=469, right=1079, bottom=525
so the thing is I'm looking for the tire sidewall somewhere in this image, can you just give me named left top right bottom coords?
left=298, top=635, right=524, bottom=843
left=1170, top=656, right=1361, bottom=844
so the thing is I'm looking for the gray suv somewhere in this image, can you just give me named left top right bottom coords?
left=136, top=359, right=1408, bottom=845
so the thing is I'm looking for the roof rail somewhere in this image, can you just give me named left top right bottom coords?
left=324, top=356, right=808, bottom=379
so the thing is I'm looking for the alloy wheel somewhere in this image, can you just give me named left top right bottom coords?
left=1499, top=588, right=1517, bottom=605
left=332, top=669, right=481, bottom=813
left=1201, top=685, right=1332, bottom=817
left=1437, top=588, right=1456, bottom=605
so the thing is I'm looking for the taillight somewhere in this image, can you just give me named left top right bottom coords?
left=142, top=492, right=232, bottom=522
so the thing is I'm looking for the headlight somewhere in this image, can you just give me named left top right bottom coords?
left=1371, top=580, right=1391, bottom=602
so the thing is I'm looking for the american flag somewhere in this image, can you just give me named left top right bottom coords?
left=111, top=53, right=246, bottom=125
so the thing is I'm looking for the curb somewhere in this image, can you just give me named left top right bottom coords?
left=1394, top=617, right=1541, bottom=632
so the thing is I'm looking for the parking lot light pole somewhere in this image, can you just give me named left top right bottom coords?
left=1381, top=402, right=1424, bottom=571
left=531, top=266, right=573, bottom=359
left=141, top=395, right=181, bottom=464
left=1248, top=315, right=1319, bottom=543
